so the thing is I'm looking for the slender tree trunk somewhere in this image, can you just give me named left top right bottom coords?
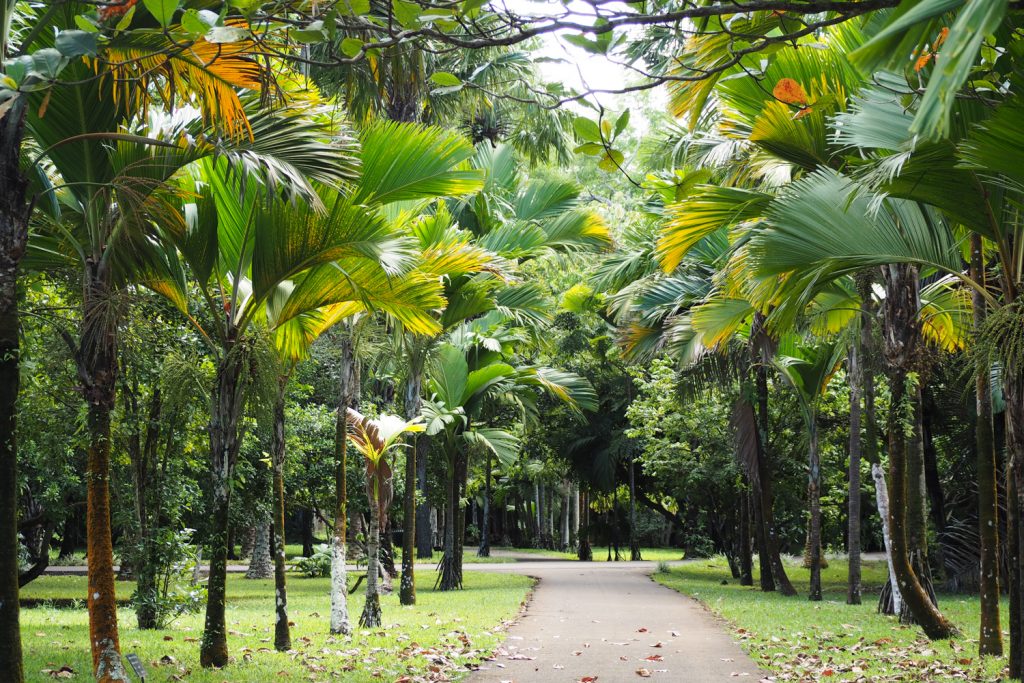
left=270, top=376, right=291, bottom=651
left=330, top=334, right=358, bottom=635
left=81, top=263, right=129, bottom=682
left=751, top=324, right=797, bottom=596
left=1004, top=366, right=1024, bottom=676
left=478, top=454, right=492, bottom=557
left=972, top=234, right=1002, bottom=656
left=571, top=484, right=580, bottom=548
left=847, top=343, right=863, bottom=605
left=873, top=462, right=902, bottom=616
left=415, top=415, right=433, bottom=559
left=753, top=368, right=790, bottom=593
left=578, top=489, right=592, bottom=561
left=900, top=387, right=938, bottom=624
left=135, top=388, right=162, bottom=629
left=200, top=346, right=247, bottom=668
left=880, top=263, right=956, bottom=640
left=400, top=365, right=422, bottom=604
left=560, top=481, right=570, bottom=551
left=438, top=447, right=461, bottom=590
left=0, top=100, right=29, bottom=683
left=807, top=418, right=823, bottom=601
left=629, top=455, right=642, bottom=561
left=359, top=492, right=382, bottom=627
left=739, top=485, right=753, bottom=586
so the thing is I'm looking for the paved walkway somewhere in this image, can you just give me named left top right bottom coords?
left=465, top=553, right=767, bottom=683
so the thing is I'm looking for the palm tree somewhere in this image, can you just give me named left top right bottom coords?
left=423, top=325, right=597, bottom=589
left=264, top=122, right=490, bottom=638
left=772, top=340, right=845, bottom=599
left=345, top=409, right=425, bottom=626
left=0, top=1, right=31, bottom=676
left=388, top=144, right=609, bottom=602
left=17, top=21, right=300, bottom=675
left=134, top=113, right=484, bottom=664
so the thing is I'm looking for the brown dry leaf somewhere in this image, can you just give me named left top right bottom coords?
left=636, top=668, right=652, bottom=678
left=772, top=78, right=808, bottom=106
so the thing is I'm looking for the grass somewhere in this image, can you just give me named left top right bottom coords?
left=21, top=570, right=532, bottom=682
left=654, top=555, right=1009, bottom=682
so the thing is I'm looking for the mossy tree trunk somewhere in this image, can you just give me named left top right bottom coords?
left=972, top=234, right=1002, bottom=656
left=1004, top=367, right=1024, bottom=676
left=751, top=314, right=797, bottom=596
left=880, top=263, right=956, bottom=640
left=200, top=344, right=247, bottom=668
left=0, top=97, right=28, bottom=683
left=271, top=375, right=291, bottom=651
left=81, top=262, right=129, bottom=682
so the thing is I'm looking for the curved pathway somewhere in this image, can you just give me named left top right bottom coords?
left=465, top=552, right=766, bottom=683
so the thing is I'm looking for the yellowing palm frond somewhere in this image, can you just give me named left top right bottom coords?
left=98, top=33, right=263, bottom=138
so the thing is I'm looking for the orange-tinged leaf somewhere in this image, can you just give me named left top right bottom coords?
left=773, top=78, right=808, bottom=106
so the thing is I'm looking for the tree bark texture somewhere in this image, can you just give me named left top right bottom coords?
left=880, top=263, right=956, bottom=639
left=200, top=348, right=246, bottom=668
left=847, top=342, right=863, bottom=605
left=751, top=320, right=797, bottom=596
left=1005, top=366, right=1024, bottom=676
left=331, top=334, right=358, bottom=635
left=401, top=365, right=422, bottom=605
left=81, top=262, right=129, bottom=682
left=0, top=99, right=29, bottom=683
left=271, top=376, right=291, bottom=651
left=971, top=234, right=1002, bottom=656
left=807, top=419, right=823, bottom=601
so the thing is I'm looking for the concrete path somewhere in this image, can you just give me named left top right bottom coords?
left=465, top=554, right=766, bottom=683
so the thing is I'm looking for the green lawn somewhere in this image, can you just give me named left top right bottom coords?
left=21, top=570, right=532, bottom=682
left=654, top=556, right=1008, bottom=682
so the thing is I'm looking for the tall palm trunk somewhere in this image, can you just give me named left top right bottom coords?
left=331, top=335, right=358, bottom=635
left=972, top=234, right=1002, bottom=656
left=478, top=453, right=492, bottom=557
left=751, top=319, right=797, bottom=596
left=200, top=343, right=247, bottom=668
left=629, top=454, right=642, bottom=561
left=270, top=376, right=291, bottom=651
left=738, top=485, right=753, bottom=586
left=438, top=454, right=458, bottom=589
left=577, top=489, right=592, bottom=561
left=899, top=388, right=938, bottom=625
left=879, top=263, right=956, bottom=639
left=1005, top=366, right=1024, bottom=676
left=359, top=481, right=382, bottom=627
left=81, top=262, right=129, bottom=682
left=847, top=342, right=863, bottom=605
left=0, top=99, right=29, bottom=683
left=400, top=363, right=422, bottom=604
left=807, top=418, right=823, bottom=601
